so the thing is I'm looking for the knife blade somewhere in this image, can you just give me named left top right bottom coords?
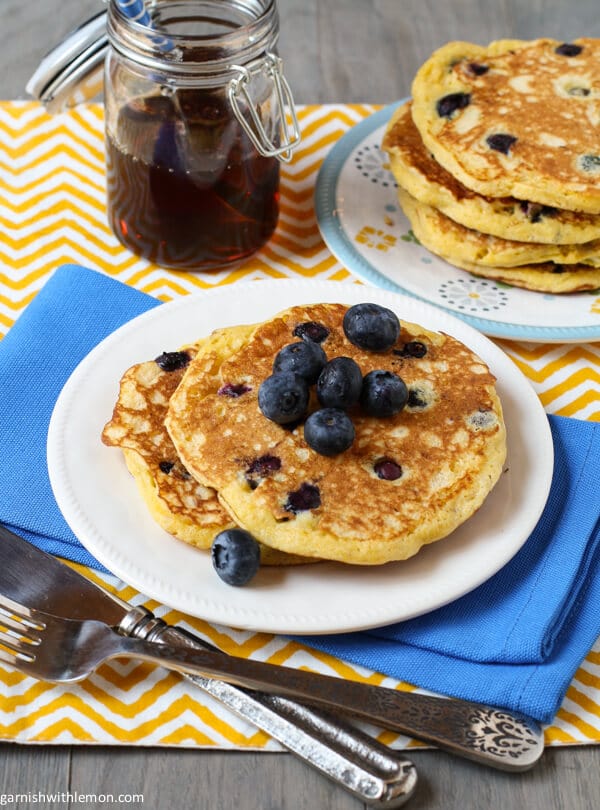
left=0, top=524, right=416, bottom=807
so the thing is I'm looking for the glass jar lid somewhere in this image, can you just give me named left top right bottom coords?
left=26, top=11, right=108, bottom=113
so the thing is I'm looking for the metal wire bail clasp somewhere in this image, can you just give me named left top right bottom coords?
left=228, top=53, right=301, bottom=163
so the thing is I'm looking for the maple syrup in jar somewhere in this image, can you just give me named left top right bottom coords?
left=104, top=0, right=300, bottom=270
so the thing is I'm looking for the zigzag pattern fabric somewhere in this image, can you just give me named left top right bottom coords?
left=0, top=102, right=598, bottom=748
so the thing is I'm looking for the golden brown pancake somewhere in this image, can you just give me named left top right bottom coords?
left=383, top=100, right=600, bottom=244
left=411, top=39, right=600, bottom=212
left=166, top=304, right=506, bottom=565
left=436, top=255, right=600, bottom=293
left=102, top=330, right=313, bottom=566
left=397, top=186, right=600, bottom=292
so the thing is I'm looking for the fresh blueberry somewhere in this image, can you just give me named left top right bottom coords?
left=486, top=133, right=517, bottom=155
left=273, top=341, right=327, bottom=384
left=258, top=372, right=309, bottom=424
left=361, top=370, right=408, bottom=417
left=555, top=43, right=583, bottom=57
left=316, top=357, right=363, bottom=409
left=304, top=408, right=355, bottom=456
left=154, top=350, right=190, bottom=372
left=284, top=483, right=321, bottom=513
left=211, top=529, right=261, bottom=587
left=293, top=321, right=330, bottom=343
left=343, top=303, right=400, bottom=352
left=436, top=92, right=471, bottom=118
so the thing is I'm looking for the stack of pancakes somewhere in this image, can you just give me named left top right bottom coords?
left=383, top=38, right=600, bottom=293
left=103, top=303, right=507, bottom=568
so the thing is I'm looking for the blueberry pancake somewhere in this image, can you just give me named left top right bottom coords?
left=411, top=39, right=600, bottom=213
left=383, top=101, right=600, bottom=245
left=397, top=186, right=600, bottom=282
left=102, top=328, right=312, bottom=566
left=166, top=303, right=506, bottom=565
left=434, top=255, right=600, bottom=294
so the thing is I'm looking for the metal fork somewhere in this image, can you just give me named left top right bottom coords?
left=0, top=595, right=544, bottom=771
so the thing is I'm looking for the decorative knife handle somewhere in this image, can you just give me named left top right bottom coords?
left=119, top=607, right=417, bottom=808
left=121, top=606, right=544, bottom=773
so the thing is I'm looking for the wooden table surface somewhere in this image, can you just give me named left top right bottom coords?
left=2, top=1, right=600, bottom=808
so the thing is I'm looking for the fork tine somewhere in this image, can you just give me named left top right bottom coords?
left=0, top=610, right=42, bottom=637
left=0, top=594, right=46, bottom=627
left=0, top=646, right=20, bottom=665
left=0, top=629, right=37, bottom=661
left=0, top=598, right=44, bottom=660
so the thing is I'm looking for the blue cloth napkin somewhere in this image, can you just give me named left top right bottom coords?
left=0, top=265, right=160, bottom=569
left=1, top=263, right=599, bottom=723
left=297, top=416, right=600, bottom=723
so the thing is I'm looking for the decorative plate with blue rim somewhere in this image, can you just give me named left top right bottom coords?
left=315, top=102, right=600, bottom=343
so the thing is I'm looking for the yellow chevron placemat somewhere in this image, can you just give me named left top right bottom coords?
left=0, top=101, right=598, bottom=748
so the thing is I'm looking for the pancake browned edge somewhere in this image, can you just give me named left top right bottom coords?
left=411, top=38, right=600, bottom=213
left=166, top=303, right=507, bottom=566
left=397, top=186, right=600, bottom=292
left=396, top=186, right=600, bottom=269
left=383, top=101, right=600, bottom=245
left=440, top=256, right=600, bottom=293
left=102, top=330, right=314, bottom=566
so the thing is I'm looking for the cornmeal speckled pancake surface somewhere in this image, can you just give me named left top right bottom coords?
left=397, top=186, right=600, bottom=271
left=411, top=39, right=600, bottom=213
left=383, top=101, right=600, bottom=244
left=166, top=303, right=506, bottom=565
left=102, top=329, right=311, bottom=566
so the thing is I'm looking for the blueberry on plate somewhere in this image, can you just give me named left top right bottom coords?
left=211, top=528, right=261, bottom=586
left=304, top=408, right=355, bottom=456
left=343, top=303, right=400, bottom=352
left=273, top=341, right=327, bottom=383
left=258, top=372, right=309, bottom=424
left=361, top=370, right=408, bottom=418
left=316, top=356, right=363, bottom=409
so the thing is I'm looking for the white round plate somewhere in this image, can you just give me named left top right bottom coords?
left=47, top=280, right=553, bottom=634
left=315, top=102, right=600, bottom=343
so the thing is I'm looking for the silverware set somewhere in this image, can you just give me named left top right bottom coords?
left=0, top=524, right=544, bottom=806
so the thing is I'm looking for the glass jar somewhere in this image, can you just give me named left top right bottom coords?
left=104, top=0, right=300, bottom=270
